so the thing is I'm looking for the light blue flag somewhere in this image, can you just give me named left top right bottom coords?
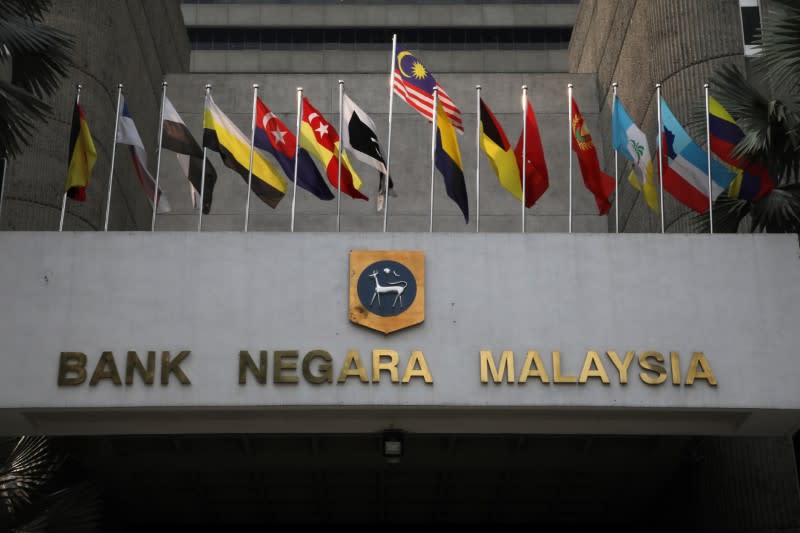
left=659, top=97, right=735, bottom=212
left=611, top=97, right=658, bottom=212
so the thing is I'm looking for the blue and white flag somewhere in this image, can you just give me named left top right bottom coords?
left=659, top=97, right=734, bottom=214
left=116, top=96, right=170, bottom=213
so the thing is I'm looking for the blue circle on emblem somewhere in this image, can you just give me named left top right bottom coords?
left=356, top=260, right=417, bottom=317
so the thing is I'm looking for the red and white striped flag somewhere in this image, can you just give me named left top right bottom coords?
left=392, top=44, right=463, bottom=133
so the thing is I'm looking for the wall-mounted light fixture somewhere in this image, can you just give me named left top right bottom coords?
left=382, top=430, right=404, bottom=463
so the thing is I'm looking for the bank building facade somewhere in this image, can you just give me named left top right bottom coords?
left=0, top=0, right=798, bottom=529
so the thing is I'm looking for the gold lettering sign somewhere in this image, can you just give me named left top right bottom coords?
left=349, top=250, right=425, bottom=334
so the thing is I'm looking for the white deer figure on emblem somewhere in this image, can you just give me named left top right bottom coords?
left=368, top=269, right=407, bottom=308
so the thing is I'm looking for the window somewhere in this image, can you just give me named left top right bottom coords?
left=739, top=0, right=762, bottom=56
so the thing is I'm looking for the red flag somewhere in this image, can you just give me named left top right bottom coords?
left=571, top=97, right=615, bottom=215
left=514, top=100, right=549, bottom=208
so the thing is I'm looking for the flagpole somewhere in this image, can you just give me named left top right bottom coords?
left=290, top=87, right=302, bottom=233
left=0, top=152, right=7, bottom=227
left=60, top=84, right=81, bottom=231
left=103, top=83, right=123, bottom=232
left=656, top=83, right=665, bottom=233
left=244, top=83, right=259, bottom=232
left=151, top=81, right=168, bottom=232
left=521, top=85, right=528, bottom=234
left=198, top=84, right=211, bottom=232
left=475, top=85, right=481, bottom=233
left=704, top=82, right=714, bottom=234
left=612, top=82, right=619, bottom=234
left=568, top=83, right=573, bottom=234
left=336, top=80, right=344, bottom=232
left=383, top=34, right=397, bottom=233
left=429, top=87, right=439, bottom=233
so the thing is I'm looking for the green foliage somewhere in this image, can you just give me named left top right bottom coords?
left=0, top=0, right=74, bottom=158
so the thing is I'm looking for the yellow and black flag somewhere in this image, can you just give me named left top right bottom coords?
left=65, top=102, right=97, bottom=201
left=434, top=102, right=468, bottom=222
left=202, top=94, right=287, bottom=208
left=478, top=98, right=522, bottom=201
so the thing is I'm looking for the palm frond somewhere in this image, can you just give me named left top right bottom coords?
left=0, top=436, right=61, bottom=521
left=710, top=65, right=771, bottom=156
left=0, top=0, right=53, bottom=23
left=12, top=482, right=101, bottom=532
left=750, top=184, right=800, bottom=232
left=690, top=194, right=751, bottom=233
left=710, top=65, right=800, bottom=182
left=0, top=81, right=51, bottom=158
left=0, top=17, right=74, bottom=98
left=755, top=1, right=800, bottom=102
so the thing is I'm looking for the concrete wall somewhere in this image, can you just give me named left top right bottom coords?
left=181, top=2, right=578, bottom=28
left=1, top=0, right=190, bottom=231
left=157, top=72, right=609, bottom=233
left=183, top=3, right=577, bottom=73
left=190, top=49, right=570, bottom=74
left=568, top=0, right=748, bottom=233
left=0, top=232, right=799, bottom=438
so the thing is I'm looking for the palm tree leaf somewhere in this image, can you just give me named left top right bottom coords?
left=690, top=193, right=751, bottom=233
left=755, top=2, right=800, bottom=103
left=0, top=436, right=61, bottom=521
left=0, top=17, right=74, bottom=98
left=710, top=65, right=800, bottom=182
left=0, top=81, right=51, bottom=158
left=0, top=0, right=53, bottom=23
left=750, top=184, right=800, bottom=232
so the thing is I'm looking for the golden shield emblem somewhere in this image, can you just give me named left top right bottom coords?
left=349, top=250, right=425, bottom=334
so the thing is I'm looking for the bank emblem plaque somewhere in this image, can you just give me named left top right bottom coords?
left=349, top=250, right=425, bottom=334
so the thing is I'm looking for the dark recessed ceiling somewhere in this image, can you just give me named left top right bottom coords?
left=52, top=433, right=699, bottom=529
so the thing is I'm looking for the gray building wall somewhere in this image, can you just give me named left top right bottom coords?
left=183, top=2, right=577, bottom=73
left=166, top=1, right=590, bottom=232
left=568, top=0, right=749, bottom=233
left=1, top=0, right=190, bottom=231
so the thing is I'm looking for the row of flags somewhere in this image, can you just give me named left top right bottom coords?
left=613, top=92, right=774, bottom=222
left=61, top=39, right=774, bottom=231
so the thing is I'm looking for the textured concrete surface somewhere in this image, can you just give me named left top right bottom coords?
left=190, top=49, right=570, bottom=74
left=182, top=2, right=578, bottom=28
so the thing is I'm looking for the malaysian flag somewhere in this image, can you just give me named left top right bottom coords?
left=393, top=44, right=463, bottom=133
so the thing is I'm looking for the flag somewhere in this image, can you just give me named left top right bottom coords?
left=434, top=102, right=469, bottom=222
left=342, top=93, right=393, bottom=211
left=254, top=98, right=333, bottom=201
left=570, top=97, right=615, bottom=215
left=659, top=97, right=735, bottom=213
left=515, top=99, right=549, bottom=208
left=479, top=97, right=522, bottom=201
left=299, top=97, right=367, bottom=201
left=161, top=96, right=217, bottom=214
left=393, top=44, right=463, bottom=133
left=612, top=98, right=658, bottom=212
left=65, top=102, right=97, bottom=201
left=376, top=172, right=395, bottom=213
left=116, top=96, right=170, bottom=213
left=203, top=93, right=287, bottom=208
left=708, top=95, right=774, bottom=201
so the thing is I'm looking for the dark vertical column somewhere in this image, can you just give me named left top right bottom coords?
left=687, top=437, right=800, bottom=530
